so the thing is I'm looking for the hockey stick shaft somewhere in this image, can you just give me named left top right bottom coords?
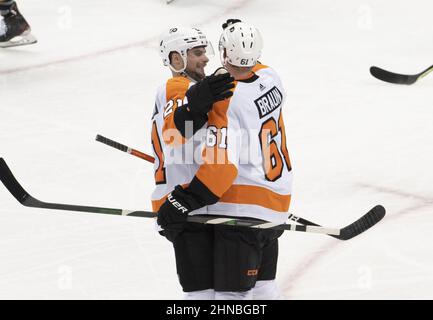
left=418, top=65, right=433, bottom=80
left=94, top=136, right=385, bottom=240
left=96, top=134, right=155, bottom=163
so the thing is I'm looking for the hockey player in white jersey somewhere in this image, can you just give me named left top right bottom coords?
left=0, top=0, right=36, bottom=48
left=154, top=20, right=292, bottom=300
left=151, top=26, right=234, bottom=207
left=151, top=27, right=235, bottom=300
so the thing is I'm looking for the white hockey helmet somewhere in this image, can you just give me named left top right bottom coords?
left=218, top=22, right=263, bottom=67
left=159, top=27, right=214, bottom=73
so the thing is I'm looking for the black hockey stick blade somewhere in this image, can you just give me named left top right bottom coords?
left=0, top=158, right=31, bottom=205
left=0, top=157, right=155, bottom=218
left=289, top=205, right=385, bottom=240
left=336, top=205, right=385, bottom=240
left=370, top=65, right=433, bottom=85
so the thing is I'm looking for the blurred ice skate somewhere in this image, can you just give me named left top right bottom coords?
left=0, top=1, right=37, bottom=48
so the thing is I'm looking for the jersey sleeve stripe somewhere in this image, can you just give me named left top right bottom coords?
left=195, top=162, right=238, bottom=198
left=219, top=184, right=291, bottom=212
left=152, top=197, right=166, bottom=212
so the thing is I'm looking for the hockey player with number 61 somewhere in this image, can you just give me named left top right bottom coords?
left=153, top=20, right=293, bottom=299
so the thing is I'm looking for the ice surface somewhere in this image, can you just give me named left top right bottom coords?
left=1, top=0, right=432, bottom=299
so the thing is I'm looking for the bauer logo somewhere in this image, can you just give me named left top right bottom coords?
left=167, top=194, right=188, bottom=213
left=254, top=86, right=283, bottom=118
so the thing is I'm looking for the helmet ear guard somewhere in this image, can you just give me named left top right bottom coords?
left=167, top=50, right=189, bottom=73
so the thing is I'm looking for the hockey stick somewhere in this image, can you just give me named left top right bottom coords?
left=95, top=135, right=386, bottom=240
left=0, top=157, right=337, bottom=235
left=370, top=65, right=433, bottom=85
left=96, top=134, right=155, bottom=163
left=0, top=158, right=384, bottom=238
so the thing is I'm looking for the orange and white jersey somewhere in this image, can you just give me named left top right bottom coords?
left=151, top=64, right=293, bottom=224
left=150, top=75, right=202, bottom=211
left=190, top=64, right=293, bottom=223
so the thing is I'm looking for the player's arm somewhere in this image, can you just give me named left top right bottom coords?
left=157, top=97, right=241, bottom=230
left=167, top=72, right=235, bottom=141
left=161, top=78, right=190, bottom=146
left=188, top=97, right=240, bottom=204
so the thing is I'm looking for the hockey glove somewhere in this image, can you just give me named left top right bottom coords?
left=185, top=72, right=235, bottom=117
left=222, top=19, right=242, bottom=30
left=157, top=185, right=202, bottom=231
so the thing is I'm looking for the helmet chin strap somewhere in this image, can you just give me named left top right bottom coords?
left=169, top=64, right=186, bottom=73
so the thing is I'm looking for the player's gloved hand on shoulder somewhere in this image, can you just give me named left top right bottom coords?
left=185, top=72, right=235, bottom=116
left=157, top=185, right=202, bottom=232
left=222, top=19, right=242, bottom=29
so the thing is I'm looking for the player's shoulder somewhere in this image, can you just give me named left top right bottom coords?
left=253, top=62, right=279, bottom=76
left=254, top=63, right=283, bottom=86
left=166, top=76, right=191, bottom=89
left=252, top=62, right=270, bottom=73
left=165, top=76, right=191, bottom=98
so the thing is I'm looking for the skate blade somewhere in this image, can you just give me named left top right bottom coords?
left=0, top=33, right=37, bottom=48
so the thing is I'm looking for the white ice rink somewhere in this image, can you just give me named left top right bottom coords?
left=1, top=0, right=432, bottom=299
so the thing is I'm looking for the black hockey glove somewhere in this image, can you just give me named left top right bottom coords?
left=185, top=72, right=235, bottom=117
left=222, top=19, right=242, bottom=30
left=157, top=185, right=203, bottom=232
